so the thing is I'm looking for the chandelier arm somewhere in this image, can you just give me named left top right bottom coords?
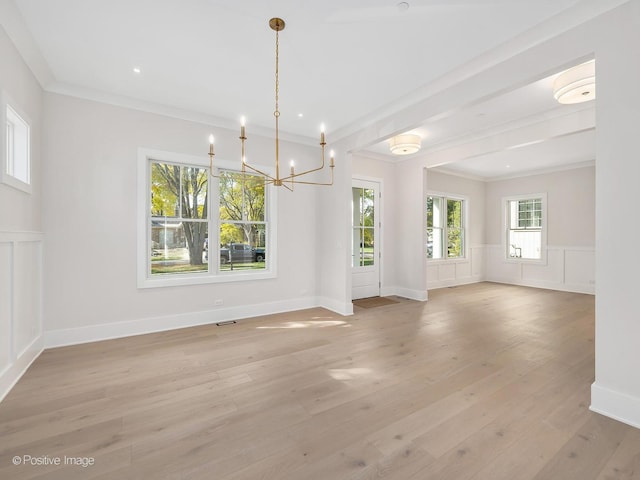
left=284, top=143, right=329, bottom=179
left=281, top=181, right=293, bottom=192
left=242, top=162, right=277, bottom=182
left=208, top=153, right=223, bottom=179
left=281, top=167, right=334, bottom=186
left=282, top=177, right=334, bottom=187
left=286, top=161, right=326, bottom=179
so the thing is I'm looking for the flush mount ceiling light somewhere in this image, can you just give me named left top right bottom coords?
left=389, top=134, right=421, bottom=155
left=553, top=60, right=595, bottom=104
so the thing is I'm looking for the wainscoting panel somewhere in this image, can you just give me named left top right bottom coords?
left=427, top=245, right=484, bottom=289
left=565, top=249, right=596, bottom=290
left=485, top=245, right=595, bottom=294
left=0, top=243, right=12, bottom=377
left=521, top=248, right=564, bottom=284
left=0, top=231, right=44, bottom=402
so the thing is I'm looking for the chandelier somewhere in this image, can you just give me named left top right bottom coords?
left=208, top=17, right=334, bottom=190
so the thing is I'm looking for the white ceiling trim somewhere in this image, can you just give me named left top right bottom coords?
left=432, top=159, right=595, bottom=183
left=483, top=159, right=595, bottom=182
left=45, top=81, right=319, bottom=147
left=427, top=106, right=594, bottom=159
left=331, top=0, right=628, bottom=146
left=422, top=112, right=595, bottom=169
left=0, top=0, right=54, bottom=87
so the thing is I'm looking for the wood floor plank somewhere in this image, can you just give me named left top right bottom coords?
left=595, top=427, right=640, bottom=479
left=532, top=414, right=630, bottom=480
left=1, top=282, right=638, bottom=480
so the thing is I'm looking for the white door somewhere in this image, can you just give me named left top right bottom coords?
left=351, top=179, right=381, bottom=299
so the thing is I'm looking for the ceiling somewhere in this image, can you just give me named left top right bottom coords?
left=2, top=0, right=610, bottom=179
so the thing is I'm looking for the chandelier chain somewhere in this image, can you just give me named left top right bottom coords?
left=274, top=29, right=279, bottom=117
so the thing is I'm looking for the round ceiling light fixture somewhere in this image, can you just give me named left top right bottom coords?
left=389, top=133, right=421, bottom=155
left=553, top=60, right=595, bottom=104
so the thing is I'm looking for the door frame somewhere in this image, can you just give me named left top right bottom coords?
left=351, top=176, right=383, bottom=299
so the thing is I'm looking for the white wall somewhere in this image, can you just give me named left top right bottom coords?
left=315, top=146, right=353, bottom=315
left=0, top=25, right=44, bottom=400
left=591, top=0, right=640, bottom=429
left=484, top=166, right=595, bottom=294
left=390, top=159, right=428, bottom=300
left=426, top=170, right=486, bottom=289
left=41, top=93, right=322, bottom=345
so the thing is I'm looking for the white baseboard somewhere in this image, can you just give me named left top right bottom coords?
left=45, top=296, right=321, bottom=348
left=590, top=382, right=640, bottom=429
left=380, top=286, right=428, bottom=302
left=486, top=276, right=595, bottom=295
left=318, top=297, right=354, bottom=316
left=0, top=336, right=44, bottom=402
left=427, top=275, right=484, bottom=290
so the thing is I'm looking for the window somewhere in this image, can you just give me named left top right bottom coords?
left=352, top=186, right=375, bottom=267
left=150, top=162, right=209, bottom=275
left=138, top=149, right=274, bottom=288
left=219, top=171, right=267, bottom=271
left=2, top=101, right=31, bottom=193
left=505, top=194, right=546, bottom=261
left=427, top=194, right=465, bottom=260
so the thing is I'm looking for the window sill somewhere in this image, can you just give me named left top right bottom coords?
left=138, top=269, right=277, bottom=289
left=427, top=258, right=468, bottom=265
left=1, top=174, right=32, bottom=194
left=504, top=257, right=547, bottom=266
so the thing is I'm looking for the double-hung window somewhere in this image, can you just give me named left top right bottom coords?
left=427, top=194, right=465, bottom=260
left=218, top=171, right=267, bottom=270
left=138, top=149, right=274, bottom=288
left=2, top=99, right=31, bottom=193
left=505, top=193, right=546, bottom=261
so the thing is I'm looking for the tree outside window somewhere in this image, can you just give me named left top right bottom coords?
left=139, top=151, right=274, bottom=288
left=219, top=171, right=267, bottom=271
left=150, top=162, right=208, bottom=274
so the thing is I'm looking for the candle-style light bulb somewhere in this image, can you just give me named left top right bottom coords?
left=240, top=116, right=246, bottom=139
left=320, top=123, right=326, bottom=144
left=209, top=134, right=215, bottom=154
left=330, top=150, right=335, bottom=167
left=240, top=116, right=246, bottom=127
left=290, top=160, right=295, bottom=175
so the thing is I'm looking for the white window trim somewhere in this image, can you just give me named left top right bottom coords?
left=137, top=148, right=277, bottom=288
left=502, top=192, right=547, bottom=265
left=426, top=191, right=468, bottom=262
left=1, top=91, right=32, bottom=194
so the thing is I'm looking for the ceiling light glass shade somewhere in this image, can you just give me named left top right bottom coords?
left=389, top=134, right=421, bottom=155
left=553, top=60, right=595, bottom=104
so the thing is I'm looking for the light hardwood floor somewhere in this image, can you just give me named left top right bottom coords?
left=1, top=282, right=639, bottom=479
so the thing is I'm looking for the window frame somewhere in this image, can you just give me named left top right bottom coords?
left=1, top=92, right=32, bottom=194
left=426, top=192, right=468, bottom=262
left=137, top=148, right=277, bottom=288
left=502, top=193, right=547, bottom=265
